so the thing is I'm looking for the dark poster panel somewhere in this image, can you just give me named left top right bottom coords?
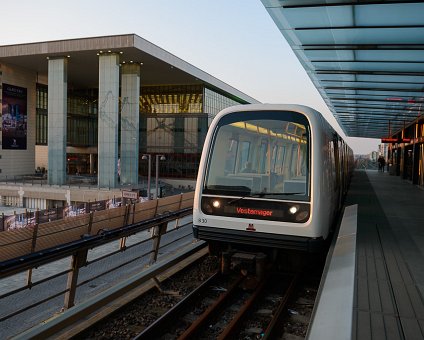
left=38, top=208, right=64, bottom=224
left=88, top=201, right=106, bottom=212
left=2, top=83, right=27, bottom=149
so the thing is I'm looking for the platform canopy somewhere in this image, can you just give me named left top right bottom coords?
left=261, top=0, right=424, bottom=138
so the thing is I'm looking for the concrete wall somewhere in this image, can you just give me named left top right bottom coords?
left=0, top=63, right=37, bottom=178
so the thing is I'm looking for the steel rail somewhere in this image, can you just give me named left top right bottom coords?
left=134, top=271, right=221, bottom=339
left=263, top=273, right=299, bottom=339
left=217, top=273, right=270, bottom=339
left=177, top=275, right=245, bottom=340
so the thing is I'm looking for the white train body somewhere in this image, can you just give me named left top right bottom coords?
left=193, top=104, right=353, bottom=252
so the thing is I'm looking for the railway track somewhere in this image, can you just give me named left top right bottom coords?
left=53, top=249, right=324, bottom=339
left=135, top=270, right=299, bottom=339
left=74, top=248, right=219, bottom=339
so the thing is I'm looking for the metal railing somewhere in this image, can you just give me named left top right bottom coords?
left=0, top=197, right=195, bottom=337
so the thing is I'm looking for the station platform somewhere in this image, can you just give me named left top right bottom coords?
left=347, top=170, right=424, bottom=339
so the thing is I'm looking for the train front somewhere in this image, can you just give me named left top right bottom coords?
left=193, top=106, right=320, bottom=254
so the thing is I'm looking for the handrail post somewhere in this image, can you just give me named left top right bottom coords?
left=87, top=211, right=94, bottom=235
left=149, top=221, right=168, bottom=265
left=27, top=224, right=39, bottom=287
left=174, top=194, right=184, bottom=229
left=64, top=248, right=88, bottom=309
left=120, top=205, right=131, bottom=250
left=131, top=203, right=136, bottom=225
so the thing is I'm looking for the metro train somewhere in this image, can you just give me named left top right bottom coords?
left=193, top=104, right=353, bottom=256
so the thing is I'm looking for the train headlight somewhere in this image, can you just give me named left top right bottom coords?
left=295, top=211, right=309, bottom=222
left=212, top=200, right=221, bottom=208
left=289, top=205, right=299, bottom=214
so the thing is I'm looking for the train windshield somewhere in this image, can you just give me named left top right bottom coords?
left=203, top=110, right=310, bottom=201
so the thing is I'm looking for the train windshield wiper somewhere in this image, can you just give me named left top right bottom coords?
left=228, top=192, right=305, bottom=205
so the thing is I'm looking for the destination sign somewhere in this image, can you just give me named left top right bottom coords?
left=224, top=205, right=283, bottom=219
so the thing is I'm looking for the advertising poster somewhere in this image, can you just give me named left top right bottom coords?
left=2, top=83, right=27, bottom=149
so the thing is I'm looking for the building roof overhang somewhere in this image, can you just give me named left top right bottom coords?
left=0, top=34, right=258, bottom=104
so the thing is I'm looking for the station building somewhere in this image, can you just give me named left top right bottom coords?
left=0, top=34, right=258, bottom=208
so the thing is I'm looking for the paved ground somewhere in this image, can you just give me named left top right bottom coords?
left=346, top=170, right=424, bottom=340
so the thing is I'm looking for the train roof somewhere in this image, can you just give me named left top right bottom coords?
left=214, top=103, right=325, bottom=127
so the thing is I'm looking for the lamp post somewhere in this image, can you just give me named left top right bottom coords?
left=141, top=154, right=151, bottom=199
left=155, top=154, right=166, bottom=199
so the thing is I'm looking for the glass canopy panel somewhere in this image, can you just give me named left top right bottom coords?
left=328, top=93, right=418, bottom=100
left=296, top=28, right=424, bottom=46
left=304, top=50, right=354, bottom=60
left=355, top=90, right=424, bottom=97
left=355, top=74, right=424, bottom=84
left=356, top=3, right=424, bottom=26
left=280, top=6, right=352, bottom=28
left=316, top=74, right=357, bottom=81
left=275, top=2, right=424, bottom=28
left=322, top=81, right=423, bottom=91
left=263, top=0, right=354, bottom=6
left=278, top=0, right=355, bottom=5
left=313, top=61, right=424, bottom=73
left=355, top=50, right=424, bottom=63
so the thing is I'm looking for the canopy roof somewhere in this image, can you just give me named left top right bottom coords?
left=0, top=34, right=258, bottom=105
left=262, top=0, right=424, bottom=138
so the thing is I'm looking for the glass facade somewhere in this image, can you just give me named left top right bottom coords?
left=204, top=87, right=243, bottom=121
left=36, top=85, right=48, bottom=145
left=36, top=86, right=98, bottom=147
left=36, top=84, right=248, bottom=179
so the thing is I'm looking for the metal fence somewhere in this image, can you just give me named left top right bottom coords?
left=0, top=194, right=195, bottom=337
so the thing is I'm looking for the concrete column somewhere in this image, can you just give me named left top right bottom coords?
left=98, top=54, right=120, bottom=188
left=47, top=57, right=68, bottom=185
left=18, top=187, right=24, bottom=207
left=120, top=64, right=140, bottom=186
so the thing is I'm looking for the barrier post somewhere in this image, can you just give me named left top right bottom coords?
left=119, top=205, right=131, bottom=250
left=64, top=249, right=88, bottom=309
left=26, top=224, right=39, bottom=287
left=149, top=221, right=168, bottom=265
left=87, top=212, right=94, bottom=235
left=131, top=203, right=136, bottom=224
left=174, top=194, right=183, bottom=229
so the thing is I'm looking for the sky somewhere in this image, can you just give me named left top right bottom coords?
left=1, top=0, right=380, bottom=154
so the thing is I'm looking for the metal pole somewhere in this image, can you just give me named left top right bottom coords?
left=155, top=154, right=159, bottom=199
left=147, top=155, right=151, bottom=199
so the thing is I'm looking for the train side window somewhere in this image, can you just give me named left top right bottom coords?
left=271, top=144, right=278, bottom=172
left=239, top=141, right=251, bottom=171
left=224, top=138, right=238, bottom=174
left=290, top=144, right=298, bottom=178
left=258, top=141, right=268, bottom=174
left=277, top=146, right=286, bottom=174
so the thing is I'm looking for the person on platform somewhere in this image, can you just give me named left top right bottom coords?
left=378, top=156, right=386, bottom=172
